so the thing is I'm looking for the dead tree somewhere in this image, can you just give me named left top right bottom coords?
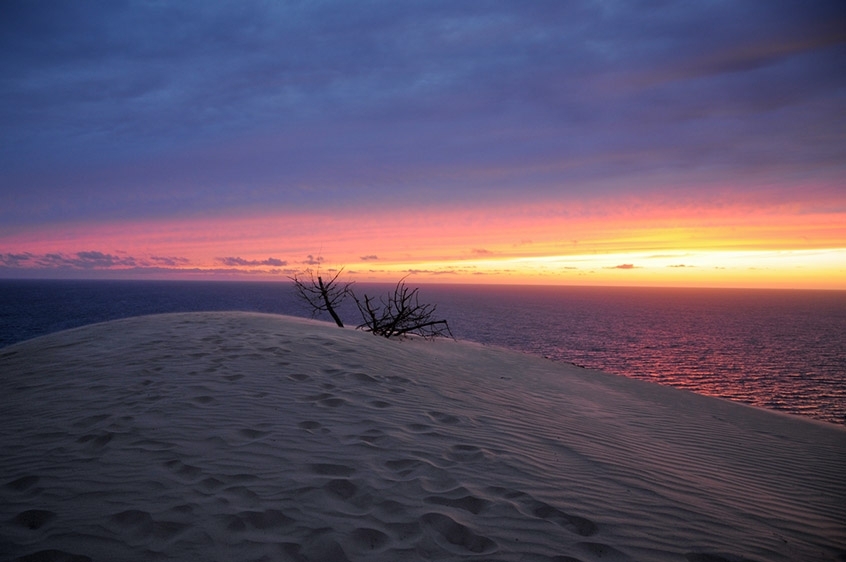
left=353, top=277, right=453, bottom=340
left=289, top=267, right=352, bottom=327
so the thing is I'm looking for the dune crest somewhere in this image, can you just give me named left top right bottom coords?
left=1, top=312, right=844, bottom=561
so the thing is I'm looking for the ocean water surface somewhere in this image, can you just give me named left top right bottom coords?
left=1, top=279, right=844, bottom=425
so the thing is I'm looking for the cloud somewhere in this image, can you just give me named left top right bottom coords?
left=609, top=263, right=636, bottom=269
left=404, top=269, right=458, bottom=275
left=360, top=255, right=379, bottom=261
left=0, top=252, right=33, bottom=267
left=667, top=264, right=694, bottom=268
left=471, top=248, right=493, bottom=255
left=302, top=254, right=323, bottom=266
left=2, top=0, right=843, bottom=231
left=218, top=257, right=287, bottom=267
left=0, top=250, right=144, bottom=270
left=150, top=256, right=191, bottom=266
left=0, top=250, right=293, bottom=278
left=36, top=251, right=138, bottom=269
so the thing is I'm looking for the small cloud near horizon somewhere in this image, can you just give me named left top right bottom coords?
left=609, top=264, right=636, bottom=269
left=0, top=250, right=301, bottom=279
left=218, top=257, right=287, bottom=267
left=360, top=255, right=379, bottom=261
left=151, top=256, right=191, bottom=266
left=0, top=252, right=33, bottom=267
left=43, top=251, right=138, bottom=269
left=404, top=269, right=458, bottom=275
left=1, top=251, right=141, bottom=270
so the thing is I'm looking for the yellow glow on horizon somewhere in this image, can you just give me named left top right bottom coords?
left=339, top=248, right=846, bottom=289
left=2, top=197, right=844, bottom=290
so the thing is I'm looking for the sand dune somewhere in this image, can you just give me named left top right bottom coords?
left=1, top=312, right=844, bottom=561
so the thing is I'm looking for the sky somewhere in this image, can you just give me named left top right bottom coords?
left=1, top=0, right=844, bottom=289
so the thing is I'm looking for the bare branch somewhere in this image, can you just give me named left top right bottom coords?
left=352, top=277, right=454, bottom=340
left=289, top=266, right=353, bottom=327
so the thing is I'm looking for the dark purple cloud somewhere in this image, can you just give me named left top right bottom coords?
left=150, top=256, right=191, bottom=267
left=0, top=251, right=138, bottom=271
left=0, top=250, right=294, bottom=278
left=1, top=0, right=843, bottom=228
left=0, top=253, right=32, bottom=267
left=39, top=251, right=137, bottom=269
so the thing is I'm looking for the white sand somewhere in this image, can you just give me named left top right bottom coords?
left=1, top=312, right=844, bottom=562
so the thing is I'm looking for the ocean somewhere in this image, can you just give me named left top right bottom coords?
left=1, top=279, right=844, bottom=425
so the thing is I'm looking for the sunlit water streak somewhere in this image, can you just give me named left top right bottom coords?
left=1, top=280, right=844, bottom=425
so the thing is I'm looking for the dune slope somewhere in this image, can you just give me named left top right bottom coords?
left=1, top=312, right=844, bottom=561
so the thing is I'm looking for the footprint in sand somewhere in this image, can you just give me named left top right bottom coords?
left=301, top=392, right=346, bottom=407
left=237, top=428, right=269, bottom=440
left=76, top=431, right=115, bottom=451
left=421, top=512, right=498, bottom=555
left=221, top=509, right=295, bottom=532
left=320, top=397, right=346, bottom=407
left=428, top=411, right=461, bottom=425
left=685, top=554, right=753, bottom=562
left=447, top=444, right=486, bottom=462
left=198, top=477, right=225, bottom=491
left=163, top=459, right=203, bottom=481
left=109, top=509, right=189, bottom=541
left=298, top=420, right=323, bottom=431
left=347, top=527, right=391, bottom=553
left=72, top=413, right=110, bottom=429
left=5, top=475, right=41, bottom=492
left=384, top=520, right=422, bottom=542
left=310, top=463, right=356, bottom=477
left=12, top=509, right=56, bottom=530
left=385, top=458, right=421, bottom=474
left=532, top=501, right=598, bottom=537
left=576, top=541, right=631, bottom=560
left=486, top=487, right=598, bottom=538
left=425, top=493, right=491, bottom=515
left=325, top=478, right=358, bottom=500
left=356, top=428, right=389, bottom=446
left=346, top=372, right=377, bottom=383
left=12, top=549, right=92, bottom=562
left=109, top=509, right=154, bottom=529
